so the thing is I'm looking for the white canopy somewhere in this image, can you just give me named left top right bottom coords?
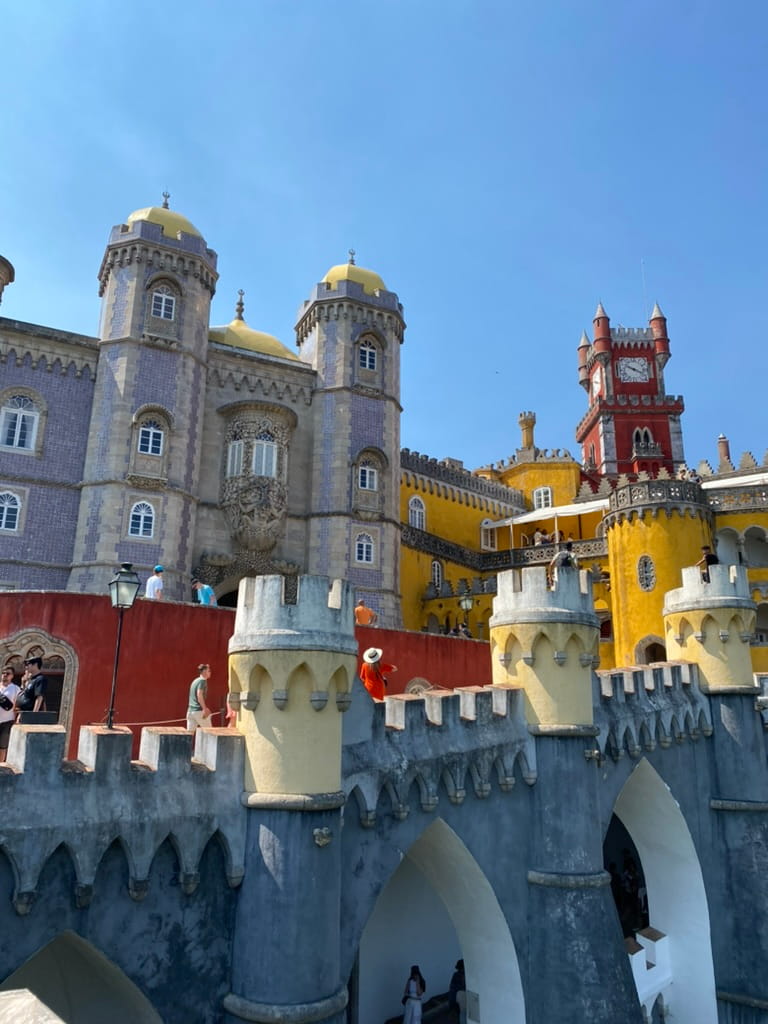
left=488, top=498, right=609, bottom=528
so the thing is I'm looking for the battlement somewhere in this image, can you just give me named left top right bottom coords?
left=663, top=564, right=754, bottom=615
left=611, top=327, right=655, bottom=342
left=230, top=575, right=357, bottom=656
left=595, top=661, right=712, bottom=759
left=401, top=448, right=526, bottom=505
left=0, top=725, right=246, bottom=910
left=491, top=566, right=598, bottom=627
left=342, top=681, right=536, bottom=825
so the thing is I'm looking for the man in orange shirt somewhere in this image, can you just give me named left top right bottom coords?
left=359, top=647, right=396, bottom=701
left=354, top=599, right=378, bottom=626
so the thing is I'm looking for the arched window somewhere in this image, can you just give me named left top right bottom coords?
left=0, top=492, right=20, bottom=531
left=358, top=460, right=378, bottom=491
left=355, top=533, right=374, bottom=564
left=359, top=341, right=377, bottom=371
left=431, top=559, right=443, bottom=589
left=533, top=486, right=552, bottom=510
left=409, top=496, right=425, bottom=530
left=150, top=285, right=176, bottom=321
left=1, top=395, right=38, bottom=451
left=128, top=501, right=154, bottom=538
left=137, top=419, right=164, bottom=457
left=227, top=439, right=244, bottom=477
left=253, top=432, right=277, bottom=477
left=637, top=555, right=656, bottom=591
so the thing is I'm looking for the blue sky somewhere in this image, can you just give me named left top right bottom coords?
left=2, top=1, right=766, bottom=472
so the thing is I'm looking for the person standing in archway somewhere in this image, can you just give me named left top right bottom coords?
left=402, top=965, right=426, bottom=1023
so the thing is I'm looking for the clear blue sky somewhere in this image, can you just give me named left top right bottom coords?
left=2, top=1, right=766, bottom=472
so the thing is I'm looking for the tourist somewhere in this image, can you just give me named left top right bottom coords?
left=145, top=565, right=164, bottom=600
left=695, top=545, right=719, bottom=583
left=0, top=667, right=19, bottom=761
left=186, top=664, right=213, bottom=730
left=192, top=578, right=217, bottom=606
left=14, top=657, right=47, bottom=716
left=359, top=647, right=396, bottom=701
left=354, top=599, right=377, bottom=626
left=402, top=965, right=426, bottom=1023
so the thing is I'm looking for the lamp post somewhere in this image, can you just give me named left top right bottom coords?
left=106, top=562, right=141, bottom=729
left=458, top=593, right=474, bottom=634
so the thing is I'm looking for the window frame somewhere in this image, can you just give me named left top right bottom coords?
left=137, top=420, right=164, bottom=457
left=355, top=532, right=374, bottom=564
left=128, top=501, right=155, bottom=539
left=637, top=554, right=656, bottom=592
left=0, top=395, right=39, bottom=452
left=253, top=433, right=278, bottom=478
left=431, top=559, right=443, bottom=589
left=359, top=341, right=377, bottom=371
left=150, top=287, right=176, bottom=322
left=480, top=518, right=497, bottom=551
left=358, top=463, right=378, bottom=491
left=0, top=492, right=20, bottom=532
left=408, top=496, right=425, bottom=530
left=227, top=439, right=245, bottom=478
left=533, top=486, right=553, bottom=510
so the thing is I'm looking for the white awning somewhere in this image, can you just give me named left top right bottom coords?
left=488, top=497, right=609, bottom=528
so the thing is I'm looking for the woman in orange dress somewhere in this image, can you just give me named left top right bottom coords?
left=359, top=647, right=397, bottom=700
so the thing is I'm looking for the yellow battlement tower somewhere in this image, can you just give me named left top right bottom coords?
left=490, top=565, right=599, bottom=727
left=663, top=564, right=757, bottom=692
left=227, top=574, right=356, bottom=798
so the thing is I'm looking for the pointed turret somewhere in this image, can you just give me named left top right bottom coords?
left=0, top=255, right=14, bottom=305
left=577, top=329, right=591, bottom=389
left=593, top=302, right=611, bottom=353
left=649, top=300, right=669, bottom=364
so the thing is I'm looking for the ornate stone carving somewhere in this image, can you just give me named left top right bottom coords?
left=222, top=475, right=288, bottom=552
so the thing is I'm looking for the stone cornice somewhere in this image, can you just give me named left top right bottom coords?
left=98, top=241, right=218, bottom=297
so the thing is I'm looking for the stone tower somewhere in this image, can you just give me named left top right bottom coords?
left=68, top=200, right=218, bottom=597
left=225, top=574, right=356, bottom=1024
left=294, top=257, right=405, bottom=627
left=576, top=302, right=684, bottom=477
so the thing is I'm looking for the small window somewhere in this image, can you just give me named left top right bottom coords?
left=359, top=462, right=378, bottom=491
left=138, top=420, right=164, bottom=456
left=359, top=341, right=377, bottom=371
left=408, top=496, right=425, bottom=530
left=227, top=440, right=244, bottom=477
left=637, top=555, right=656, bottom=591
left=431, top=560, right=443, bottom=589
left=533, top=486, right=553, bottom=510
left=1, top=395, right=38, bottom=451
left=151, top=287, right=176, bottom=321
left=0, top=492, right=20, bottom=531
left=253, top=432, right=277, bottom=477
left=481, top=519, right=497, bottom=550
left=355, top=533, right=374, bottom=564
left=129, top=501, right=154, bottom=538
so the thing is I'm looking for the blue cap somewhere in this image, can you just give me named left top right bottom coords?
left=154, top=565, right=164, bottom=573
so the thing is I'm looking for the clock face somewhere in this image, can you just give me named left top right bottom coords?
left=617, top=357, right=650, bottom=383
left=591, top=367, right=602, bottom=396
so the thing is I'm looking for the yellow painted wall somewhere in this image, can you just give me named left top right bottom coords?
left=498, top=460, right=582, bottom=509
left=607, top=510, right=711, bottom=666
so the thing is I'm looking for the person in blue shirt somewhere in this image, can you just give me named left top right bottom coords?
left=192, top=579, right=217, bottom=606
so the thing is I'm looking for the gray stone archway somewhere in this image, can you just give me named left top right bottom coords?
left=357, top=817, right=524, bottom=1024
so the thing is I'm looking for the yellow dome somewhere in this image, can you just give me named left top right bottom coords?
left=322, top=262, right=386, bottom=295
left=126, top=206, right=202, bottom=239
left=209, top=318, right=298, bottom=361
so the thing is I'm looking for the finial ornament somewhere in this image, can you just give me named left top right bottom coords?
left=161, top=191, right=170, bottom=209
left=235, top=289, right=245, bottom=321
left=348, top=248, right=356, bottom=265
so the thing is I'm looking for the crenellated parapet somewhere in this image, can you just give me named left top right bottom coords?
left=663, top=564, right=756, bottom=692
left=490, top=567, right=599, bottom=727
left=594, top=661, right=712, bottom=761
left=342, top=683, right=536, bottom=827
left=0, top=724, right=245, bottom=915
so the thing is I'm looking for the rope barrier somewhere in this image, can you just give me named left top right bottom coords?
left=95, top=711, right=222, bottom=729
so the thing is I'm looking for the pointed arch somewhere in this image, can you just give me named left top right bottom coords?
left=612, top=759, right=717, bottom=1022
left=357, top=818, right=524, bottom=1024
left=0, top=930, right=163, bottom=1022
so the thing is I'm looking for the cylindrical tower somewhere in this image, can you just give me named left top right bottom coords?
left=224, top=574, right=355, bottom=1024
left=605, top=476, right=713, bottom=666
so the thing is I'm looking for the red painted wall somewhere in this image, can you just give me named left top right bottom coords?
left=0, top=593, right=493, bottom=757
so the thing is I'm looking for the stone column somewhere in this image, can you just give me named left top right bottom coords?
left=223, top=575, right=356, bottom=1024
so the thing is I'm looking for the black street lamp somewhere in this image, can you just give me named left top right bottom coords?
left=106, top=562, right=141, bottom=729
left=458, top=593, right=474, bottom=632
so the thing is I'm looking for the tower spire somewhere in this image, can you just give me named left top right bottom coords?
left=235, top=289, right=245, bottom=321
left=161, top=191, right=170, bottom=210
left=347, top=248, right=356, bottom=265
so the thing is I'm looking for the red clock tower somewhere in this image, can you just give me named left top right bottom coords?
left=575, top=303, right=685, bottom=477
